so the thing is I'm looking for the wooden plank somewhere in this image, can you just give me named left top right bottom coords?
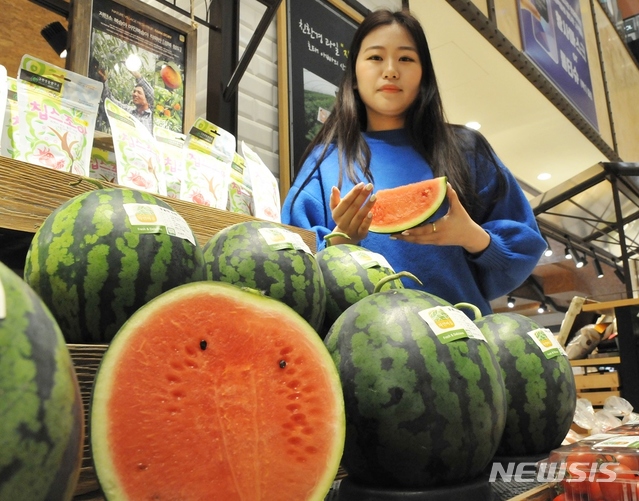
left=570, top=356, right=621, bottom=367
left=574, top=372, right=619, bottom=390
left=581, top=298, right=639, bottom=312
left=0, top=157, right=316, bottom=251
left=576, top=390, right=621, bottom=406
left=507, top=482, right=556, bottom=501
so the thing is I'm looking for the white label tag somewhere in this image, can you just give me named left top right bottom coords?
left=258, top=227, right=312, bottom=254
left=527, top=328, right=565, bottom=359
left=593, top=435, right=639, bottom=449
left=123, top=203, right=196, bottom=246
left=350, top=250, right=393, bottom=270
left=419, top=306, right=487, bottom=344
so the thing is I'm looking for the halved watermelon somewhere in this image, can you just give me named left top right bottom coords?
left=369, top=177, right=449, bottom=234
left=90, top=281, right=345, bottom=501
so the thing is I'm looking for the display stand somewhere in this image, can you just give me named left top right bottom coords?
left=0, top=158, right=558, bottom=501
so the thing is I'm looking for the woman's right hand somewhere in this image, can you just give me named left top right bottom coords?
left=329, top=183, right=376, bottom=245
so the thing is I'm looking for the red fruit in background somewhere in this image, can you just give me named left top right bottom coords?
left=160, top=64, right=182, bottom=89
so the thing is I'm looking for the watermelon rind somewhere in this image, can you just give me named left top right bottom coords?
left=369, top=177, right=449, bottom=234
left=325, top=289, right=507, bottom=488
left=0, top=261, right=84, bottom=501
left=23, top=188, right=205, bottom=343
left=473, top=312, right=577, bottom=456
left=202, top=220, right=326, bottom=332
left=91, top=281, right=344, bottom=501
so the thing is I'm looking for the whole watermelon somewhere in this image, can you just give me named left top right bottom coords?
left=325, top=289, right=507, bottom=488
left=24, top=188, right=205, bottom=343
left=316, top=243, right=404, bottom=324
left=202, top=221, right=326, bottom=332
left=0, top=261, right=84, bottom=500
left=472, top=310, right=577, bottom=457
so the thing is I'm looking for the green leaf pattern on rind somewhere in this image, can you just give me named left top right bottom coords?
left=0, top=264, right=81, bottom=499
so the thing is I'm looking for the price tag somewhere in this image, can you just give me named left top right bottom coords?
left=258, top=227, right=312, bottom=254
left=419, top=306, right=487, bottom=344
left=594, top=435, right=639, bottom=449
left=123, top=204, right=196, bottom=246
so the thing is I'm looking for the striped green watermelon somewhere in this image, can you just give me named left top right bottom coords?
left=90, top=281, right=344, bottom=500
left=470, top=309, right=577, bottom=457
left=0, top=260, right=84, bottom=500
left=23, top=188, right=205, bottom=343
left=325, top=290, right=507, bottom=488
left=316, top=243, right=404, bottom=325
left=202, top=221, right=326, bottom=332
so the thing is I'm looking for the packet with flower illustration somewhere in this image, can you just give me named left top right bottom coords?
left=1, top=77, right=20, bottom=159
left=227, top=152, right=254, bottom=215
left=181, top=117, right=235, bottom=209
left=16, top=55, right=102, bottom=175
left=154, top=125, right=186, bottom=200
left=241, top=141, right=280, bottom=222
left=105, top=98, right=166, bottom=196
left=89, top=147, right=117, bottom=183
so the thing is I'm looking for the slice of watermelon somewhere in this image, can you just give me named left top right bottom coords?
left=369, top=177, right=449, bottom=234
left=90, top=281, right=345, bottom=501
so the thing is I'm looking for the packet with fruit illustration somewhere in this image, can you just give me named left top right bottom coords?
left=105, top=98, right=166, bottom=196
left=154, top=125, right=185, bottom=199
left=227, top=152, right=254, bottom=215
left=181, top=117, right=234, bottom=209
left=89, top=147, right=117, bottom=183
left=0, top=66, right=7, bottom=146
left=1, top=77, right=20, bottom=159
left=16, top=55, right=102, bottom=175
left=241, top=141, right=280, bottom=222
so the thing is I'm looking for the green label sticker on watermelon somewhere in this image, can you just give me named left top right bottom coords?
left=349, top=250, right=393, bottom=270
left=258, top=227, right=312, bottom=254
left=593, top=436, right=639, bottom=449
left=527, top=328, right=565, bottom=359
left=123, top=203, right=196, bottom=245
left=419, top=306, right=487, bottom=344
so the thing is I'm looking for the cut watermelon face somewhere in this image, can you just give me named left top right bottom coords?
left=90, top=281, right=345, bottom=501
left=369, top=177, right=449, bottom=234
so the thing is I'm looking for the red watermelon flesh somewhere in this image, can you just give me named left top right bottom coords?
left=90, top=281, right=345, bottom=501
left=369, top=177, right=449, bottom=234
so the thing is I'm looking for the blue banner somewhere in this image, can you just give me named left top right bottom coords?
left=518, top=0, right=598, bottom=130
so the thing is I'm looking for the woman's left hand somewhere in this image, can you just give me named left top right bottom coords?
left=391, top=183, right=490, bottom=254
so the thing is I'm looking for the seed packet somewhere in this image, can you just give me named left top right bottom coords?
left=105, top=98, right=166, bottom=196
left=241, top=141, right=281, bottom=222
left=89, top=147, right=117, bottom=183
left=0, top=77, right=20, bottom=159
left=227, top=152, right=254, bottom=215
left=0, top=66, right=6, bottom=149
left=181, top=117, right=234, bottom=209
left=16, top=55, right=102, bottom=175
left=154, top=125, right=186, bottom=200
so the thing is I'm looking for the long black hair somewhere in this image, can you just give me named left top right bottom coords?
left=290, top=9, right=506, bottom=220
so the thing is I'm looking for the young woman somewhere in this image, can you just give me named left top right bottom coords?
left=282, top=9, right=546, bottom=316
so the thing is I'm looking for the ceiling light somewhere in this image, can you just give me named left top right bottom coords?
left=575, top=251, right=587, bottom=269
left=537, top=173, right=552, bottom=181
left=41, top=21, right=68, bottom=58
left=465, top=121, right=481, bottom=130
left=542, top=235, right=553, bottom=257
left=537, top=302, right=547, bottom=314
left=507, top=296, right=515, bottom=308
left=564, top=246, right=572, bottom=260
left=594, top=257, right=604, bottom=278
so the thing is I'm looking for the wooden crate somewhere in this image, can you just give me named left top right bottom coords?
left=570, top=356, right=621, bottom=407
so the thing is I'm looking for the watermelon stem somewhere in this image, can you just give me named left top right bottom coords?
left=69, top=177, right=105, bottom=190
left=373, top=271, right=422, bottom=293
left=323, top=232, right=351, bottom=246
left=454, top=302, right=483, bottom=320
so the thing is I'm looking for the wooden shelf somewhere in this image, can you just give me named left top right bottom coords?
left=570, top=356, right=621, bottom=366
left=0, top=156, right=316, bottom=251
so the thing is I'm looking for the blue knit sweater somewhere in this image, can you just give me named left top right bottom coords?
left=282, top=128, right=546, bottom=316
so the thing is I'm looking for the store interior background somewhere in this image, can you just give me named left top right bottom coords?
left=4, top=0, right=639, bottom=332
